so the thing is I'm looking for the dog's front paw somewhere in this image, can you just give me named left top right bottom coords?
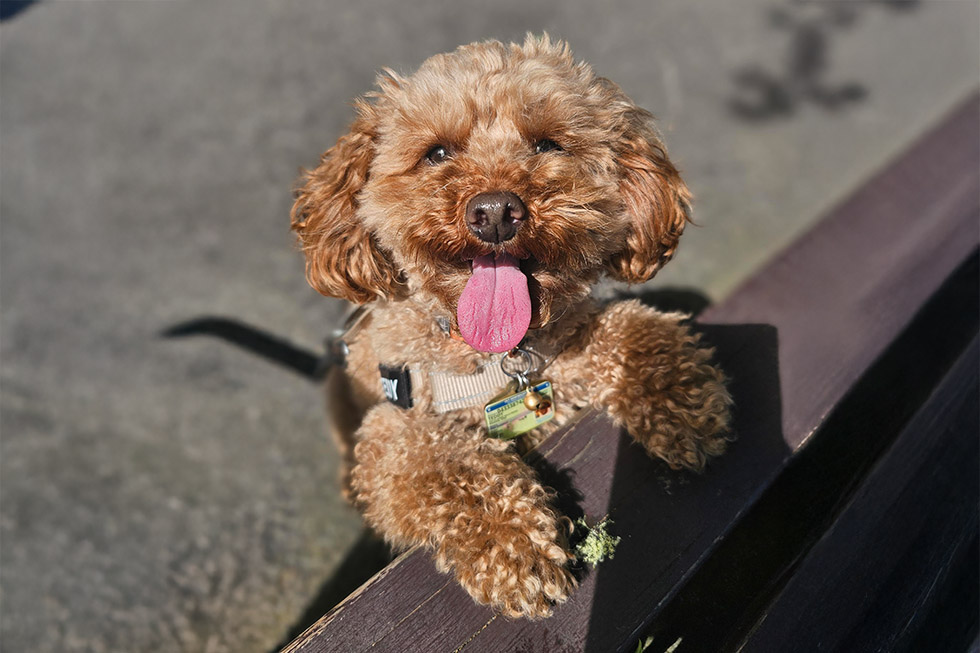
left=454, top=520, right=576, bottom=619
left=433, top=486, right=576, bottom=619
left=615, top=371, right=732, bottom=471
left=593, top=305, right=733, bottom=471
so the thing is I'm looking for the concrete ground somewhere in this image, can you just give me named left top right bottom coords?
left=1, top=1, right=976, bottom=651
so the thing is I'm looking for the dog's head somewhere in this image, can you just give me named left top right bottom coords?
left=292, top=35, right=690, bottom=352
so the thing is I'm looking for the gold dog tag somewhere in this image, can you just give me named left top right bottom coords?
left=485, top=380, right=555, bottom=440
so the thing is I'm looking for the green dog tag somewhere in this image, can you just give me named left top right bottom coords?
left=485, top=380, right=555, bottom=440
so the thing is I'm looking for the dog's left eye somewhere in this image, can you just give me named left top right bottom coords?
left=534, top=139, right=563, bottom=154
left=424, top=145, right=452, bottom=165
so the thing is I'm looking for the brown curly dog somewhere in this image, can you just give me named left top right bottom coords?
left=291, top=35, right=732, bottom=619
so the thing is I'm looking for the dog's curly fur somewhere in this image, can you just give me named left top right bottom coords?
left=291, top=35, right=732, bottom=619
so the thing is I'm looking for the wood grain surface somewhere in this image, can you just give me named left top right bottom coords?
left=740, top=338, right=979, bottom=652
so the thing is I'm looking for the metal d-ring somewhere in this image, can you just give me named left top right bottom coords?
left=500, top=348, right=533, bottom=390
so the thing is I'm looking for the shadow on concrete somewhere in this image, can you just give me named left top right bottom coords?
left=729, top=0, right=919, bottom=121
left=161, top=316, right=398, bottom=652
left=162, top=317, right=332, bottom=381
left=270, top=529, right=395, bottom=653
left=620, top=287, right=712, bottom=318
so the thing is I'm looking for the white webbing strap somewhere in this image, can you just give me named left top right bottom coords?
left=411, top=360, right=512, bottom=414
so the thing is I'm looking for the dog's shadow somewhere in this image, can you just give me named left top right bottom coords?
left=161, top=317, right=332, bottom=381
left=270, top=529, right=395, bottom=651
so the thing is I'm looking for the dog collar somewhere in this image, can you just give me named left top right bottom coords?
left=379, top=357, right=510, bottom=413
left=379, top=343, right=555, bottom=414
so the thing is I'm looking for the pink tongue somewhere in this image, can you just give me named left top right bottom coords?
left=457, top=253, right=531, bottom=353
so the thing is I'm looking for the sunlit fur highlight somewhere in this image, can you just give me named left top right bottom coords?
left=292, top=35, right=731, bottom=619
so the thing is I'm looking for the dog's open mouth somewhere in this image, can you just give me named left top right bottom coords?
left=456, top=253, right=531, bottom=353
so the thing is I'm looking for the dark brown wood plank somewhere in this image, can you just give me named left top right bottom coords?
left=700, top=91, right=980, bottom=450
left=282, top=553, right=460, bottom=653
left=739, top=338, right=979, bottom=653
left=629, top=250, right=979, bottom=652
left=283, top=93, right=980, bottom=653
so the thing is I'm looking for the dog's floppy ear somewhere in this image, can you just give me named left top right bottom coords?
left=607, top=109, right=692, bottom=284
left=291, top=102, right=401, bottom=304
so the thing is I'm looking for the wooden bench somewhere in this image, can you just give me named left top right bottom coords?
left=282, top=92, right=979, bottom=653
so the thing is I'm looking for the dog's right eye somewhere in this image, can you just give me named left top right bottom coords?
left=424, top=145, right=451, bottom=165
left=534, top=139, right=563, bottom=154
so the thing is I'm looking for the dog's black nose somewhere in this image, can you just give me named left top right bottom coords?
left=465, top=191, right=527, bottom=243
